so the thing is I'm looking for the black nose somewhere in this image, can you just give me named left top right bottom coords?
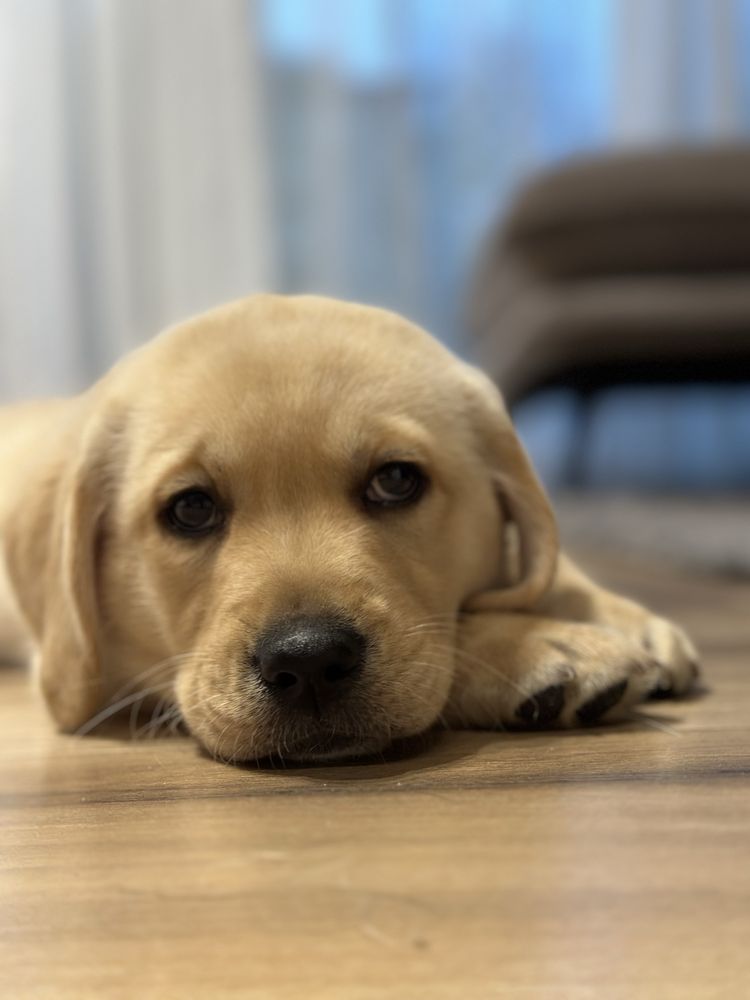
left=254, top=617, right=365, bottom=713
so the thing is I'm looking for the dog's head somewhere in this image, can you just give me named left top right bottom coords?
left=6, top=296, right=558, bottom=762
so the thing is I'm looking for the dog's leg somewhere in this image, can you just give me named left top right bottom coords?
left=449, top=554, right=700, bottom=729
left=447, top=610, right=662, bottom=730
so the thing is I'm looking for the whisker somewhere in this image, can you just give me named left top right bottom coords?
left=419, top=639, right=530, bottom=700
left=75, top=680, right=176, bottom=737
left=135, top=697, right=181, bottom=740
left=622, top=710, right=683, bottom=737
left=103, top=652, right=199, bottom=706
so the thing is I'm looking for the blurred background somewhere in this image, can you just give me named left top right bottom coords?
left=2, top=0, right=749, bottom=572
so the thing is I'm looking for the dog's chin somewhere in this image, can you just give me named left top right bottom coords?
left=200, top=722, right=418, bottom=767
left=275, top=732, right=389, bottom=765
left=268, top=725, right=443, bottom=766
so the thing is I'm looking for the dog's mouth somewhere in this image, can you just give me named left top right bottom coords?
left=194, top=711, right=441, bottom=766
left=258, top=719, right=398, bottom=764
left=193, top=714, right=394, bottom=766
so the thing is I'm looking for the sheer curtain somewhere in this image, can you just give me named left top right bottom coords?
left=0, top=0, right=272, bottom=399
left=1, top=0, right=749, bottom=400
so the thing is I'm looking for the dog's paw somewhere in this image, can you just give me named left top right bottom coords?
left=509, top=630, right=660, bottom=729
left=448, top=615, right=662, bottom=731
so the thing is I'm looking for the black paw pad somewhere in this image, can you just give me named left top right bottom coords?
left=516, top=683, right=566, bottom=728
left=648, top=680, right=675, bottom=700
left=576, top=679, right=628, bottom=725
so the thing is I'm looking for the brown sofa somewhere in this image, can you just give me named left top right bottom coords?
left=468, top=144, right=750, bottom=405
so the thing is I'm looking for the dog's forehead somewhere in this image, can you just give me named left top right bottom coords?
left=155, top=295, right=451, bottom=374
left=115, top=295, right=478, bottom=471
left=123, top=296, right=463, bottom=420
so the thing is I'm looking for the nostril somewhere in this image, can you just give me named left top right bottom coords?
left=273, top=670, right=299, bottom=690
left=324, top=661, right=356, bottom=684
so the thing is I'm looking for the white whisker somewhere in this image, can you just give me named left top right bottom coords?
left=75, top=680, right=176, bottom=737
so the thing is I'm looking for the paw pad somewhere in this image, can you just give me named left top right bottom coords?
left=576, top=679, right=628, bottom=725
left=516, top=683, right=566, bottom=728
left=648, top=678, right=675, bottom=700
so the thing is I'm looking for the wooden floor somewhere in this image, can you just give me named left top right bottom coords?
left=1, top=550, right=749, bottom=999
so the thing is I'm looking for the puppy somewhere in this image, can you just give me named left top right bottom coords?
left=0, top=296, right=698, bottom=762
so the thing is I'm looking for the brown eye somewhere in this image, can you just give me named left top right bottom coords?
left=364, top=462, right=426, bottom=508
left=165, top=490, right=223, bottom=536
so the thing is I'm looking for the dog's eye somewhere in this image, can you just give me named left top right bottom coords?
left=364, top=462, right=425, bottom=507
left=165, top=490, right=223, bottom=536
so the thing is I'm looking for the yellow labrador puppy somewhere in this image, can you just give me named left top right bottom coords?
left=0, top=296, right=698, bottom=762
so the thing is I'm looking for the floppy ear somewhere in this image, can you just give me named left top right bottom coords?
left=461, top=369, right=559, bottom=611
left=4, top=405, right=111, bottom=731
